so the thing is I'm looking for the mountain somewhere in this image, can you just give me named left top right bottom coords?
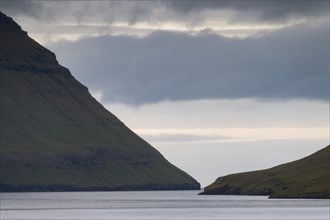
left=0, top=12, right=200, bottom=192
left=200, top=145, right=329, bottom=198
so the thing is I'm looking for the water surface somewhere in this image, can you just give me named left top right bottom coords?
left=1, top=190, right=329, bottom=219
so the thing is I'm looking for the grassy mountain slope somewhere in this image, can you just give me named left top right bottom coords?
left=200, top=145, right=329, bottom=198
left=0, top=12, right=200, bottom=191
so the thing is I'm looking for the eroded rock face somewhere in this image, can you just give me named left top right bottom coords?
left=0, top=12, right=200, bottom=192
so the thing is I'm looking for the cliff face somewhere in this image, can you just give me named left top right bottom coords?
left=0, top=12, right=200, bottom=191
left=200, top=145, right=329, bottom=199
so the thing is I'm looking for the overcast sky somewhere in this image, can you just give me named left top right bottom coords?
left=1, top=0, right=329, bottom=186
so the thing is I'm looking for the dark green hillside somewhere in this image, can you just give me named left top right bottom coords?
left=0, top=12, right=200, bottom=191
left=200, top=145, right=329, bottom=198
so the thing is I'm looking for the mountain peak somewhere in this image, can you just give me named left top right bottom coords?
left=0, top=11, right=27, bottom=34
left=0, top=12, right=200, bottom=192
left=0, top=12, right=65, bottom=75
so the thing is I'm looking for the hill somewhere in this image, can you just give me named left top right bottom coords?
left=0, top=12, right=200, bottom=192
left=200, top=145, right=329, bottom=198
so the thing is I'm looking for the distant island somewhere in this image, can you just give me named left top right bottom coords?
left=200, top=145, right=329, bottom=199
left=0, top=12, right=200, bottom=192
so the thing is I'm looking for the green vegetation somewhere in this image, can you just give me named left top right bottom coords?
left=200, top=145, right=330, bottom=198
left=0, top=12, right=200, bottom=192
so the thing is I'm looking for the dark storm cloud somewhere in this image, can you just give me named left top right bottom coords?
left=1, top=0, right=328, bottom=24
left=50, top=22, right=329, bottom=105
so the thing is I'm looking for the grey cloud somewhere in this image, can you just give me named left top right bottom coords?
left=0, top=1, right=163, bottom=24
left=165, top=0, right=329, bottom=21
left=51, top=22, right=329, bottom=105
left=1, top=0, right=328, bottom=25
left=0, top=1, right=41, bottom=15
left=0, top=1, right=55, bottom=21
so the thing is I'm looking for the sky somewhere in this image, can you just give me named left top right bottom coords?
left=1, top=0, right=329, bottom=187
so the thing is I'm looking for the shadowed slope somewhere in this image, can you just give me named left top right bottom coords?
left=200, top=145, right=329, bottom=198
left=0, top=12, right=200, bottom=191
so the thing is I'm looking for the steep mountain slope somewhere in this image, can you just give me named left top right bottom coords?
left=200, top=145, right=329, bottom=198
left=0, top=12, right=200, bottom=191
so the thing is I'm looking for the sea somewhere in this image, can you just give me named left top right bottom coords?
left=0, top=190, right=329, bottom=220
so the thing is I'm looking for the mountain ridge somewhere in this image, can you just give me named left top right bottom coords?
left=0, top=12, right=200, bottom=192
left=200, top=145, right=329, bottom=198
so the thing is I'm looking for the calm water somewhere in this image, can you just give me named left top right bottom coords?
left=0, top=190, right=329, bottom=220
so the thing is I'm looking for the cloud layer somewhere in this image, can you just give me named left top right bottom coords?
left=165, top=0, right=329, bottom=21
left=2, top=1, right=329, bottom=104
left=51, top=22, right=329, bottom=104
left=2, top=0, right=328, bottom=24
